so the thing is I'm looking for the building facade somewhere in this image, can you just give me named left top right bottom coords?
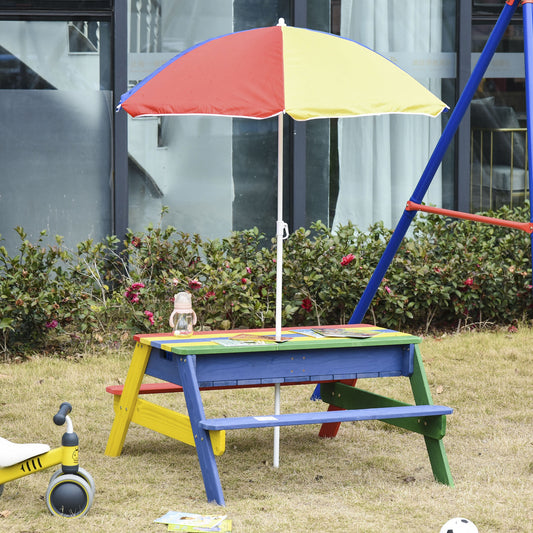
left=0, top=1, right=527, bottom=253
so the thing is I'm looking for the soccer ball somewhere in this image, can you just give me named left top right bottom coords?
left=440, top=517, right=478, bottom=533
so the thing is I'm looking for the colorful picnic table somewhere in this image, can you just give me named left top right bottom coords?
left=105, top=324, right=453, bottom=505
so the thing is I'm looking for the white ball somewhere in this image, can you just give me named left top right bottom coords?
left=440, top=517, right=478, bottom=533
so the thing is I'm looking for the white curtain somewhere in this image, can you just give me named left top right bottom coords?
left=333, top=0, right=444, bottom=231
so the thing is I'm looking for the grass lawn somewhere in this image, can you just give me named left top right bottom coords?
left=0, top=329, right=532, bottom=532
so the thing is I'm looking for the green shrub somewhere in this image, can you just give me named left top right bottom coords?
left=1, top=204, right=532, bottom=359
left=0, top=228, right=86, bottom=355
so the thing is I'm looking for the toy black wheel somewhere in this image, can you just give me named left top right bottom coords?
left=49, top=467, right=96, bottom=496
left=46, top=474, right=93, bottom=518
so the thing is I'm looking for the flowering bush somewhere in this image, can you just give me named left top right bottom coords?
left=1, top=204, right=532, bottom=359
left=0, top=228, right=99, bottom=356
left=379, top=204, right=533, bottom=331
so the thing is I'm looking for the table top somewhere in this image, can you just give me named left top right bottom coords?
left=134, top=324, right=420, bottom=356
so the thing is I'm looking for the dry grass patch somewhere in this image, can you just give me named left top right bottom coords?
left=0, top=329, right=532, bottom=532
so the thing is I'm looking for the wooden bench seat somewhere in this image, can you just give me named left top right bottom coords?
left=106, top=380, right=333, bottom=397
left=106, top=383, right=183, bottom=395
left=106, top=384, right=452, bottom=438
left=199, top=404, right=452, bottom=431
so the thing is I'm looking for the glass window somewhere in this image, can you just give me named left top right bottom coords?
left=127, top=1, right=296, bottom=240
left=126, top=0, right=457, bottom=239
left=470, top=1, right=526, bottom=211
left=127, top=0, right=235, bottom=239
left=0, top=16, right=113, bottom=254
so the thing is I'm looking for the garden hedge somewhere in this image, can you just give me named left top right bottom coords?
left=1, top=204, right=531, bottom=358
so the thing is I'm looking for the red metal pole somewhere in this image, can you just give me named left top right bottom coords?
left=405, top=201, right=533, bottom=234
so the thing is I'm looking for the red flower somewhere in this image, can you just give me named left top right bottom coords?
left=205, top=291, right=216, bottom=300
left=241, top=278, right=247, bottom=284
left=45, top=320, right=59, bottom=329
left=341, top=253, right=355, bottom=266
left=464, top=278, right=474, bottom=286
left=131, top=236, right=141, bottom=248
left=144, top=310, right=155, bottom=326
left=384, top=286, right=392, bottom=294
left=301, top=298, right=312, bottom=312
left=188, top=279, right=202, bottom=290
left=125, top=282, right=145, bottom=303
left=125, top=291, right=138, bottom=303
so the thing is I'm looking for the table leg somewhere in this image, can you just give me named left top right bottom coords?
left=177, top=354, right=225, bottom=506
left=105, top=342, right=152, bottom=457
left=409, top=345, right=454, bottom=487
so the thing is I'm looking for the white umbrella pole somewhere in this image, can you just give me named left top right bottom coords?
left=273, top=111, right=285, bottom=468
left=275, top=112, right=284, bottom=343
left=273, top=382, right=280, bottom=468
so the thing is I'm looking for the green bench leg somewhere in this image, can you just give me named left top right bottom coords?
left=410, top=345, right=454, bottom=487
left=321, top=345, right=454, bottom=487
left=423, top=435, right=454, bottom=487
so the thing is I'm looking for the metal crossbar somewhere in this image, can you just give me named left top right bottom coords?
left=406, top=201, right=533, bottom=234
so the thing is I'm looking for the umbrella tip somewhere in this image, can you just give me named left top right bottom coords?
left=277, top=18, right=286, bottom=26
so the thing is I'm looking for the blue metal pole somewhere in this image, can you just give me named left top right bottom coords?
left=349, top=0, right=521, bottom=324
left=523, top=1, right=533, bottom=300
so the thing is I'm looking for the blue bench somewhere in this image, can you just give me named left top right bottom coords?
left=200, top=404, right=453, bottom=430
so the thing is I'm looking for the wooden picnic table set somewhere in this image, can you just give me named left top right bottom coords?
left=105, top=324, right=453, bottom=506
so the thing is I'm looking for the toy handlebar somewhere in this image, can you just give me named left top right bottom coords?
left=53, top=402, right=72, bottom=426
